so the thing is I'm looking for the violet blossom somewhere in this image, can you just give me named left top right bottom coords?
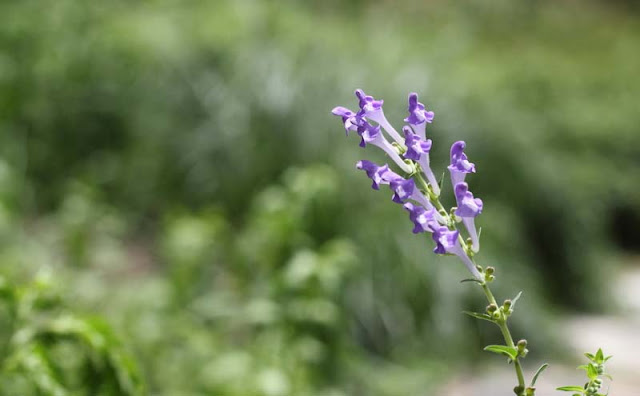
left=403, top=126, right=440, bottom=196
left=403, top=202, right=436, bottom=234
left=448, top=141, right=476, bottom=187
left=389, top=177, right=445, bottom=223
left=404, top=92, right=434, bottom=140
left=331, top=106, right=360, bottom=135
left=356, top=160, right=401, bottom=190
left=428, top=222, right=482, bottom=280
left=454, top=182, right=483, bottom=252
left=355, top=89, right=404, bottom=145
left=357, top=121, right=412, bottom=173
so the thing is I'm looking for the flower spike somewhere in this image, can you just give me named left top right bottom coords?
left=454, top=182, right=483, bottom=252
left=404, top=92, right=434, bottom=140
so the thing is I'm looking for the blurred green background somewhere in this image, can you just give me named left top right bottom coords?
left=1, top=0, right=639, bottom=394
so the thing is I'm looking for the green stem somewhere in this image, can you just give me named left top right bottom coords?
left=482, top=283, right=526, bottom=395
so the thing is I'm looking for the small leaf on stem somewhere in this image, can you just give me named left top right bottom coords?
left=462, top=311, right=495, bottom=323
left=556, top=385, right=585, bottom=392
left=530, top=363, right=549, bottom=387
left=483, top=345, right=518, bottom=360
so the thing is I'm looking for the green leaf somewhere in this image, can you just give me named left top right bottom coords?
left=596, top=348, right=604, bottom=363
left=483, top=345, right=518, bottom=360
left=604, top=355, right=613, bottom=362
left=584, top=352, right=595, bottom=361
left=462, top=311, right=495, bottom=322
left=460, top=278, right=483, bottom=284
left=587, top=363, right=598, bottom=380
left=530, top=363, right=549, bottom=387
left=556, top=386, right=585, bottom=392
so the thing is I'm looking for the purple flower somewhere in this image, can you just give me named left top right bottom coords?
left=454, top=183, right=483, bottom=218
left=454, top=182, right=483, bottom=252
left=389, top=177, right=431, bottom=208
left=404, top=93, right=434, bottom=140
left=331, top=106, right=360, bottom=135
left=429, top=222, right=482, bottom=280
left=403, top=126, right=432, bottom=161
left=356, top=160, right=401, bottom=190
left=354, top=89, right=404, bottom=145
left=403, top=202, right=436, bottom=234
left=357, top=121, right=413, bottom=173
left=403, top=127, right=440, bottom=196
left=447, top=141, right=476, bottom=187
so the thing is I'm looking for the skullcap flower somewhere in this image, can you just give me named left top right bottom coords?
left=403, top=126, right=440, bottom=196
left=454, top=182, right=483, bottom=252
left=428, top=222, right=482, bottom=280
left=448, top=141, right=476, bottom=187
left=354, top=89, right=404, bottom=145
left=331, top=106, right=360, bottom=135
left=404, top=93, right=434, bottom=140
left=356, top=160, right=401, bottom=190
left=357, top=121, right=412, bottom=173
left=389, top=177, right=434, bottom=211
left=403, top=202, right=436, bottom=234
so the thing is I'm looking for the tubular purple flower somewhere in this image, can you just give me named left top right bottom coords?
left=356, top=160, right=402, bottom=190
left=357, top=121, right=412, bottom=173
left=404, top=93, right=434, bottom=140
left=403, top=126, right=440, bottom=196
left=403, top=202, right=436, bottom=234
left=454, top=182, right=483, bottom=252
left=389, top=177, right=432, bottom=208
left=354, top=89, right=404, bottom=145
left=447, top=141, right=476, bottom=187
left=389, top=178, right=445, bottom=223
left=428, top=222, right=482, bottom=280
left=331, top=106, right=360, bottom=135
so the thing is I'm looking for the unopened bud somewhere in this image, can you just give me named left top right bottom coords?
left=513, top=385, right=524, bottom=395
left=517, top=339, right=528, bottom=357
left=503, top=299, right=512, bottom=308
left=525, top=387, right=535, bottom=396
left=487, top=304, right=498, bottom=313
left=485, top=266, right=495, bottom=275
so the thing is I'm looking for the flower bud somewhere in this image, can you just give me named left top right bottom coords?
left=485, top=266, right=495, bottom=275
left=525, top=387, right=535, bottom=396
left=503, top=299, right=512, bottom=308
left=517, top=339, right=528, bottom=357
left=487, top=304, right=498, bottom=313
left=513, top=385, right=524, bottom=395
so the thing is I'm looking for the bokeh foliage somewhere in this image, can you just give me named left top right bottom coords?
left=0, top=0, right=639, bottom=394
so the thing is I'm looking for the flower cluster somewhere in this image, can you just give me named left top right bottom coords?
left=332, top=89, right=483, bottom=280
